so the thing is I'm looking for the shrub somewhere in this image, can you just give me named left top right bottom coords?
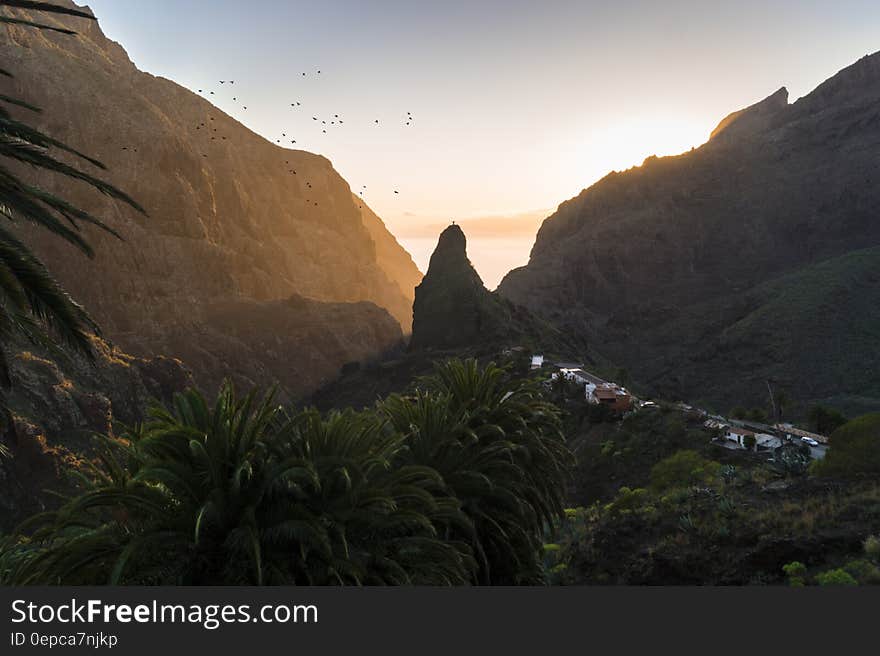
left=782, top=561, right=807, bottom=586
left=720, top=465, right=738, bottom=483
left=604, top=487, right=649, bottom=516
left=843, top=559, right=880, bottom=584
left=815, top=569, right=858, bottom=587
left=813, top=413, right=880, bottom=478
left=650, top=450, right=721, bottom=492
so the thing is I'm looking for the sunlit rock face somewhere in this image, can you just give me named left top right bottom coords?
left=0, top=336, right=194, bottom=531
left=0, top=1, right=420, bottom=396
left=500, top=52, right=880, bottom=414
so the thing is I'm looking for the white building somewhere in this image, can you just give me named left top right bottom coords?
left=723, top=426, right=780, bottom=451
left=724, top=426, right=755, bottom=448
left=530, top=354, right=544, bottom=370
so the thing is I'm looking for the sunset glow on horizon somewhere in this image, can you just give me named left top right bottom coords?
left=84, top=0, right=880, bottom=281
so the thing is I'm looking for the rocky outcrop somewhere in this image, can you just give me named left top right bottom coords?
left=0, top=2, right=419, bottom=397
left=410, top=225, right=584, bottom=355
left=500, top=52, right=880, bottom=414
left=410, top=225, right=502, bottom=350
left=709, top=86, right=789, bottom=142
left=0, top=337, right=193, bottom=530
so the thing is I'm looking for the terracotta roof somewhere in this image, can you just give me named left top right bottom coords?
left=595, top=385, right=627, bottom=400
left=728, top=427, right=755, bottom=436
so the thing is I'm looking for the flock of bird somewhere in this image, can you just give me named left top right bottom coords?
left=180, top=69, right=412, bottom=205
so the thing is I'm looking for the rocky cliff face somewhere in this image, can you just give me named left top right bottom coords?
left=0, top=2, right=420, bottom=397
left=0, top=337, right=193, bottom=530
left=357, top=199, right=423, bottom=307
left=500, top=52, right=880, bottom=414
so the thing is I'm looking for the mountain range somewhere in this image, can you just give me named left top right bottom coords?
left=4, top=3, right=880, bottom=442
left=500, top=52, right=880, bottom=415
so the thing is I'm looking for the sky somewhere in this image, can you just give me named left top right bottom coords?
left=85, top=0, right=880, bottom=285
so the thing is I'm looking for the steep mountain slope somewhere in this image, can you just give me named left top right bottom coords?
left=356, top=199, right=422, bottom=305
left=0, top=2, right=420, bottom=397
left=500, top=52, right=880, bottom=414
left=1, top=337, right=193, bottom=530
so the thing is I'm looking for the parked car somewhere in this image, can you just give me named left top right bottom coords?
left=801, top=437, right=820, bottom=447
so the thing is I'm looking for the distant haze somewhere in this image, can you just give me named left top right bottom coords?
left=395, top=209, right=549, bottom=289
left=85, top=0, right=880, bottom=273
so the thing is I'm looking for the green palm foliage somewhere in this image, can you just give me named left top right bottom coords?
left=6, top=382, right=476, bottom=585
left=381, top=359, right=573, bottom=584
left=0, top=1, right=144, bottom=388
left=2, top=360, right=572, bottom=586
left=265, top=408, right=474, bottom=584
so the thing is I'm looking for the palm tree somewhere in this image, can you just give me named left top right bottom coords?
left=265, top=407, right=475, bottom=584
left=7, top=384, right=280, bottom=584
left=0, top=1, right=144, bottom=404
left=7, top=382, right=475, bottom=585
left=381, top=359, right=573, bottom=584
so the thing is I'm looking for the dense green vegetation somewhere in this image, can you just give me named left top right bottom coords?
left=544, top=403, right=880, bottom=585
left=0, top=359, right=573, bottom=585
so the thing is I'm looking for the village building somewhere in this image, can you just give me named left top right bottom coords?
left=724, top=426, right=755, bottom=448
left=588, top=383, right=633, bottom=413
left=723, top=426, right=780, bottom=451
left=530, top=354, right=544, bottom=370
